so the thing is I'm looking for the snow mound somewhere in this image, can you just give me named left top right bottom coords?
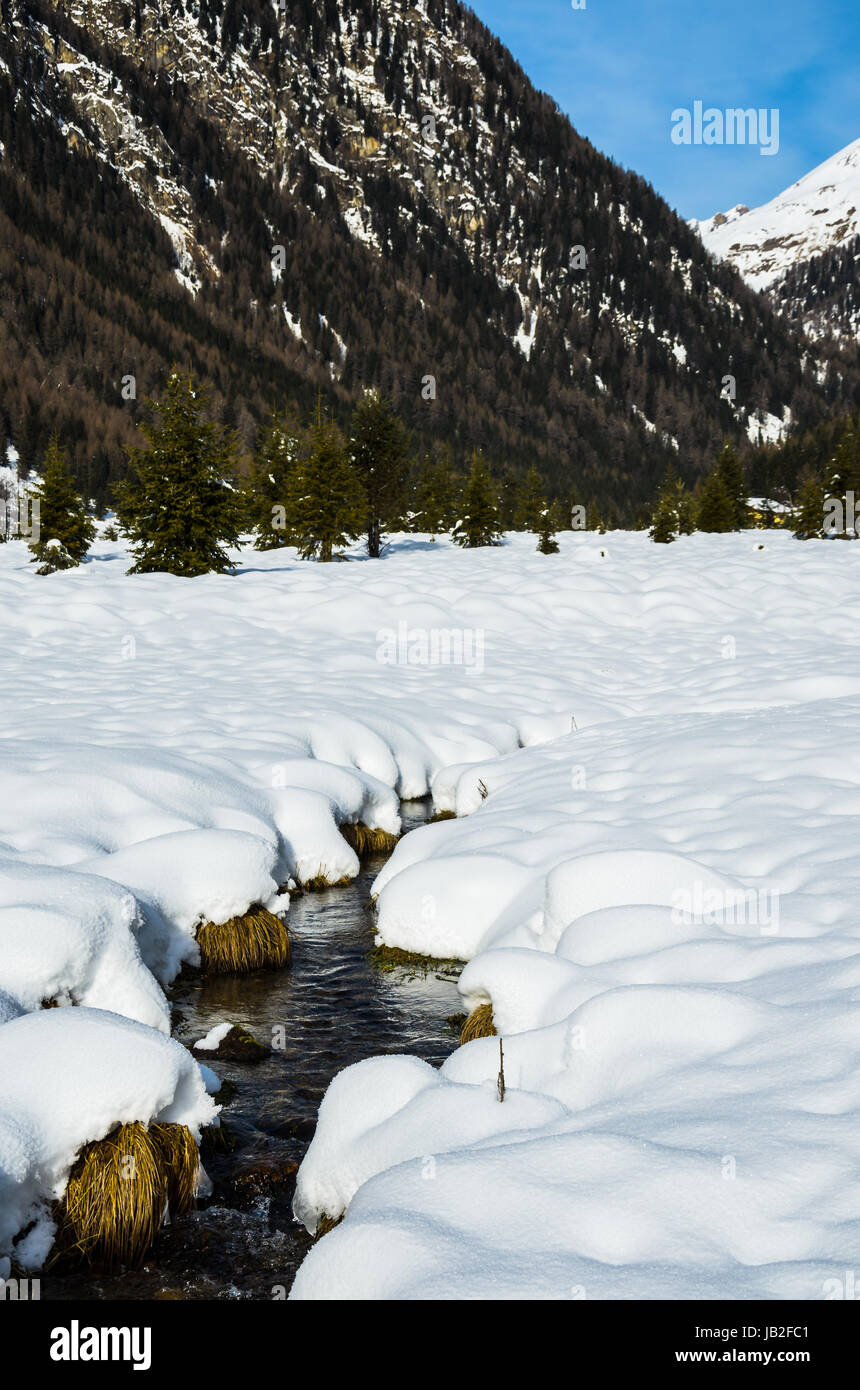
left=0, top=860, right=168, bottom=1030
left=0, top=1008, right=217, bottom=1269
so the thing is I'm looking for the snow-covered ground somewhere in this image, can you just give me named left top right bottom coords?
left=2, top=527, right=860, bottom=1294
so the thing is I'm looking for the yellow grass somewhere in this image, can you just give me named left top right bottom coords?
left=52, top=1122, right=199, bottom=1270
left=196, top=906, right=291, bottom=974
left=460, top=1003, right=497, bottom=1045
left=339, top=822, right=400, bottom=856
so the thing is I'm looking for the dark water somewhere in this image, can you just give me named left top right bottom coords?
left=43, top=801, right=463, bottom=1301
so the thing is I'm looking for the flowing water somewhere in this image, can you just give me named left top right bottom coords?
left=44, top=800, right=463, bottom=1300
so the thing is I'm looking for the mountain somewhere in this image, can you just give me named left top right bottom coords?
left=768, top=234, right=860, bottom=343
left=1, top=0, right=857, bottom=516
left=692, top=139, right=860, bottom=341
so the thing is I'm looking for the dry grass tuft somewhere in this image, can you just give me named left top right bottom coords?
left=429, top=809, right=457, bottom=823
left=315, top=1211, right=344, bottom=1240
left=52, top=1122, right=199, bottom=1270
left=298, top=871, right=353, bottom=893
left=460, top=1003, right=496, bottom=1045
left=339, top=822, right=400, bottom=856
left=196, top=907, right=291, bottom=974
left=369, top=944, right=463, bottom=978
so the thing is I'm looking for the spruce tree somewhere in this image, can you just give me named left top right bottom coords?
left=115, top=371, right=242, bottom=576
left=714, top=441, right=749, bottom=528
left=248, top=409, right=304, bottom=550
left=28, top=434, right=96, bottom=573
left=348, top=390, right=409, bottom=557
left=793, top=473, right=825, bottom=539
left=286, top=410, right=365, bottom=562
left=676, top=482, right=697, bottom=534
left=546, top=498, right=568, bottom=533
left=415, top=448, right=460, bottom=535
left=452, top=450, right=502, bottom=548
left=518, top=465, right=546, bottom=532
left=695, top=468, right=735, bottom=533
left=649, top=476, right=678, bottom=544
left=829, top=417, right=860, bottom=534
left=536, top=511, right=559, bottom=553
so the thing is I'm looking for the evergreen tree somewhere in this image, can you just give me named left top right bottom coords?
left=348, top=390, right=410, bottom=558
left=28, top=434, right=95, bottom=573
left=649, top=469, right=679, bottom=544
left=518, top=464, right=546, bottom=532
left=286, top=410, right=365, bottom=562
left=676, top=482, right=697, bottom=535
left=415, top=448, right=460, bottom=535
left=793, top=472, right=825, bottom=540
left=248, top=408, right=304, bottom=550
left=714, top=441, right=749, bottom=528
left=536, top=511, right=559, bottom=554
left=828, top=417, right=860, bottom=534
left=648, top=466, right=697, bottom=543
left=452, top=450, right=502, bottom=548
left=548, top=497, right=569, bottom=533
left=115, top=371, right=242, bottom=576
left=695, top=468, right=735, bottom=533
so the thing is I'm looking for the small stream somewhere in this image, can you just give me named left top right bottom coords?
left=44, top=800, right=463, bottom=1300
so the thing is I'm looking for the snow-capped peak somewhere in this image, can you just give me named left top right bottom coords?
left=691, top=137, right=860, bottom=292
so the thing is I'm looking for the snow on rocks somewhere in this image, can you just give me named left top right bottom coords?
left=0, top=1008, right=217, bottom=1270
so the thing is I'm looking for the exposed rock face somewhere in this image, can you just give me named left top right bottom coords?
left=1, top=0, right=856, bottom=508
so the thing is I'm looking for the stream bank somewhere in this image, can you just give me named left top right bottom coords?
left=43, top=799, right=462, bottom=1300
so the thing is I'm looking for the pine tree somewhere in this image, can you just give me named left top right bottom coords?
left=648, top=466, right=696, bottom=543
left=415, top=448, right=460, bottom=535
left=248, top=409, right=304, bottom=550
left=828, top=417, right=860, bottom=534
left=793, top=473, right=825, bottom=539
left=649, top=472, right=678, bottom=544
left=348, top=390, right=410, bottom=557
left=695, top=468, right=735, bottom=533
left=286, top=410, right=365, bottom=562
left=497, top=469, right=524, bottom=531
left=28, top=434, right=95, bottom=573
left=676, top=482, right=697, bottom=534
left=548, top=497, right=569, bottom=533
left=518, top=464, right=546, bottom=532
left=452, top=450, right=502, bottom=548
left=115, top=371, right=242, bottom=576
left=714, top=441, right=749, bottom=528
left=536, top=511, right=559, bottom=553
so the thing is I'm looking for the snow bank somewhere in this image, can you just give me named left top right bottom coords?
left=0, top=859, right=168, bottom=1030
left=295, top=692, right=860, bottom=1298
left=3, top=529, right=860, bottom=1293
left=0, top=1008, right=217, bottom=1270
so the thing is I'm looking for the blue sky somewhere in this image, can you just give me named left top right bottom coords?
left=467, top=0, right=860, bottom=219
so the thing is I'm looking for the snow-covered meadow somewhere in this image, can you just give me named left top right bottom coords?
left=2, top=526, right=860, bottom=1296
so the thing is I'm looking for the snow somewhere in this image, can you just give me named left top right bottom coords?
left=4, top=527, right=860, bottom=1291
left=295, top=673, right=860, bottom=1294
left=193, top=1022, right=233, bottom=1052
left=692, top=137, right=860, bottom=291
left=0, top=1008, right=216, bottom=1269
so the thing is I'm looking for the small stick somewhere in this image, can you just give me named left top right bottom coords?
left=497, top=1037, right=505, bottom=1103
